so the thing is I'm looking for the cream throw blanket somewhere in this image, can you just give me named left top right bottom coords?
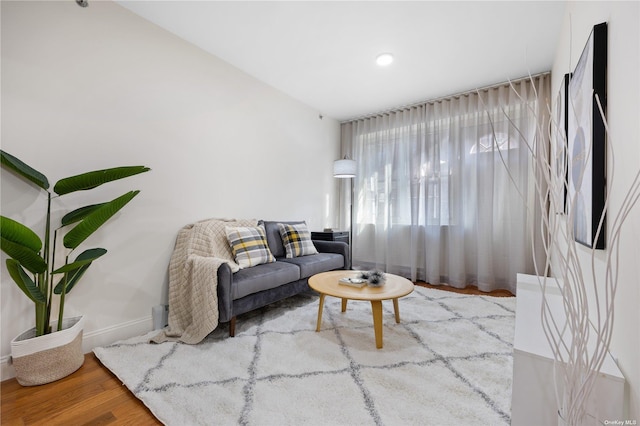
left=151, top=218, right=257, bottom=344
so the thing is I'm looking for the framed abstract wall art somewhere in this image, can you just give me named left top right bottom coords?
left=567, top=22, right=607, bottom=249
left=554, top=73, right=571, bottom=214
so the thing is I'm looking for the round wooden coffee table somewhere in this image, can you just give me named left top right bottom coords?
left=308, top=270, right=414, bottom=349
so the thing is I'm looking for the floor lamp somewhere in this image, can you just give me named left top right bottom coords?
left=333, top=156, right=356, bottom=269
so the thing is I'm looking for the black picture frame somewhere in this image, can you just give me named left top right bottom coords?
left=554, top=73, right=571, bottom=214
left=567, top=22, right=607, bottom=249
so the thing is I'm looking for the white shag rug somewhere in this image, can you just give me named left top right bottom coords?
left=94, top=286, right=515, bottom=426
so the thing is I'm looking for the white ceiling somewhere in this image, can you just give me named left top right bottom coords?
left=117, top=1, right=566, bottom=121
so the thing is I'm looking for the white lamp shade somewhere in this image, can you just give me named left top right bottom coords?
left=333, top=159, right=356, bottom=178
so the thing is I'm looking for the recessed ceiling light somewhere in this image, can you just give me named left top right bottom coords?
left=376, top=53, right=394, bottom=67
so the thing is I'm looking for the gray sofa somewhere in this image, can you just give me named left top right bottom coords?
left=216, top=220, right=350, bottom=336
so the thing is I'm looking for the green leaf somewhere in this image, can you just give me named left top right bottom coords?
left=61, top=203, right=106, bottom=226
left=53, top=248, right=106, bottom=294
left=0, top=216, right=42, bottom=252
left=6, top=259, right=47, bottom=303
left=0, top=216, right=46, bottom=273
left=75, top=247, right=108, bottom=262
left=0, top=237, right=47, bottom=274
left=53, top=166, right=150, bottom=196
left=52, top=248, right=107, bottom=273
left=53, top=264, right=90, bottom=295
left=63, top=191, right=140, bottom=249
left=0, top=150, right=49, bottom=190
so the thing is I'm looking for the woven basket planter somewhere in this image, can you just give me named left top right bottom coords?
left=10, top=316, right=85, bottom=386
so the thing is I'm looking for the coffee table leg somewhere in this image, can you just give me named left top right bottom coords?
left=316, top=294, right=325, bottom=332
left=370, top=300, right=383, bottom=349
left=393, top=298, right=401, bottom=323
left=341, top=298, right=348, bottom=312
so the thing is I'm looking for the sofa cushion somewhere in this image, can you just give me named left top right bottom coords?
left=262, top=220, right=305, bottom=258
left=225, top=225, right=275, bottom=269
left=232, top=261, right=301, bottom=300
left=280, top=253, right=344, bottom=279
left=277, top=222, right=318, bottom=258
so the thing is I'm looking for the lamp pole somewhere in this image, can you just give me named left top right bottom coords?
left=333, top=156, right=356, bottom=269
left=349, top=176, right=354, bottom=269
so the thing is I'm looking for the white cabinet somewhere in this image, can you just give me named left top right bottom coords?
left=511, top=274, right=625, bottom=425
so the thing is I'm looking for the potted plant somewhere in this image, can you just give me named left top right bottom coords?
left=0, top=150, right=150, bottom=385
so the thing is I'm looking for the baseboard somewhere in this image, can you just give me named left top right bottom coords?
left=0, top=355, right=13, bottom=383
left=1, top=315, right=153, bottom=382
left=82, top=316, right=153, bottom=353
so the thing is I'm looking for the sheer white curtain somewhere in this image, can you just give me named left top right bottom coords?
left=341, top=75, right=550, bottom=293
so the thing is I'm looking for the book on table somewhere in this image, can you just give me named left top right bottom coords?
left=338, top=277, right=366, bottom=288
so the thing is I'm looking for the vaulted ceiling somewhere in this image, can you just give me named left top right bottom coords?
left=117, top=1, right=566, bottom=121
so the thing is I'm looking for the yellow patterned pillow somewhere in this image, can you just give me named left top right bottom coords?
left=225, top=225, right=275, bottom=269
left=277, top=222, right=318, bottom=258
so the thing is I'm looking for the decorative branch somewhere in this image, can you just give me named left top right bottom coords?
left=485, top=80, right=639, bottom=424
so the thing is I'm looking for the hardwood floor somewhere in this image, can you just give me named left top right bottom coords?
left=1, top=283, right=513, bottom=425
left=1, top=353, right=161, bottom=425
left=415, top=281, right=514, bottom=297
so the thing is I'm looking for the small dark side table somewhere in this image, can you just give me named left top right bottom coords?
left=311, top=231, right=350, bottom=244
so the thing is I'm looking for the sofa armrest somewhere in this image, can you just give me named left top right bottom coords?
left=217, top=263, right=234, bottom=323
left=313, top=240, right=350, bottom=270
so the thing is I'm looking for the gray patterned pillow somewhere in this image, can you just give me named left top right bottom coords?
left=225, top=225, right=275, bottom=269
left=277, top=222, right=318, bottom=258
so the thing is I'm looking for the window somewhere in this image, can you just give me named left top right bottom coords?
left=342, top=74, right=549, bottom=289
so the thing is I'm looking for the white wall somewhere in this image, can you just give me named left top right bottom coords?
left=551, top=1, right=640, bottom=419
left=0, top=1, right=341, bottom=379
